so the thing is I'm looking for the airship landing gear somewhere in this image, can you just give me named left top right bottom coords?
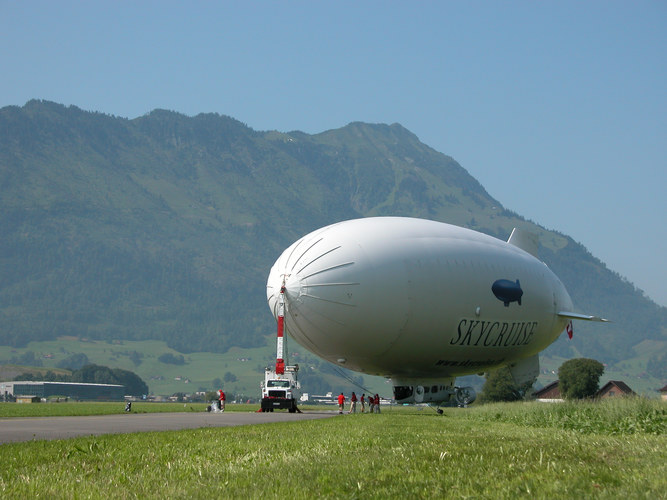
left=454, top=386, right=477, bottom=407
left=424, top=404, right=445, bottom=415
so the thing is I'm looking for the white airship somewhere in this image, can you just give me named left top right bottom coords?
left=266, top=217, right=607, bottom=406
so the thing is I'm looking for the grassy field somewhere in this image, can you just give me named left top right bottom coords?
left=0, top=399, right=664, bottom=498
left=2, top=337, right=665, bottom=399
left=0, top=401, right=337, bottom=418
left=0, top=338, right=393, bottom=398
left=0, top=401, right=212, bottom=418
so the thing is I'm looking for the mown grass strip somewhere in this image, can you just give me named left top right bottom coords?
left=0, top=400, right=664, bottom=498
left=0, top=402, right=235, bottom=418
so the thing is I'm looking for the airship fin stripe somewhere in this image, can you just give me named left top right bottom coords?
left=301, top=262, right=355, bottom=280
left=305, top=282, right=360, bottom=287
left=558, top=312, right=609, bottom=322
left=299, top=293, right=356, bottom=307
left=287, top=237, right=325, bottom=272
left=296, top=245, right=342, bottom=275
left=507, top=228, right=539, bottom=257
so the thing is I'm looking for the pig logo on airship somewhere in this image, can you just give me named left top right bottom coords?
left=492, top=279, right=523, bottom=307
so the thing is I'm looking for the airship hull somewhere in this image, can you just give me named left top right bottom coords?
left=267, top=217, right=573, bottom=392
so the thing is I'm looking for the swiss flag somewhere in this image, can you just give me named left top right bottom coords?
left=566, top=321, right=574, bottom=339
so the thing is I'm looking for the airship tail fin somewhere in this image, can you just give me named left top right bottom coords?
left=558, top=312, right=610, bottom=322
left=507, top=228, right=539, bottom=257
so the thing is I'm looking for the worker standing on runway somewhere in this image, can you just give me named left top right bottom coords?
left=218, top=389, right=226, bottom=412
left=337, top=392, right=345, bottom=414
left=349, top=392, right=357, bottom=413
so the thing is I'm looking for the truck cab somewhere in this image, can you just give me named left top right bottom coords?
left=260, top=365, right=300, bottom=412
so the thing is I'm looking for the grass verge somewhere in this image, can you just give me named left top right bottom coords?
left=0, top=402, right=332, bottom=418
left=0, top=400, right=664, bottom=498
left=0, top=402, right=216, bottom=418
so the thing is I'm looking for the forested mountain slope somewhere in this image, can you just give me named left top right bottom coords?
left=1, top=100, right=664, bottom=377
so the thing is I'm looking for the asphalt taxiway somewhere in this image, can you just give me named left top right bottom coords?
left=0, top=411, right=337, bottom=444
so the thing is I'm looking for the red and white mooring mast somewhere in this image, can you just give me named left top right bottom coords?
left=275, top=284, right=286, bottom=375
left=259, top=279, right=301, bottom=413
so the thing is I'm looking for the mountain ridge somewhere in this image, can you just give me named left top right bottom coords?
left=1, top=100, right=664, bottom=387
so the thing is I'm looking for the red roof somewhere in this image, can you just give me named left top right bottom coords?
left=596, top=380, right=635, bottom=397
left=534, top=380, right=560, bottom=398
left=535, top=380, right=639, bottom=399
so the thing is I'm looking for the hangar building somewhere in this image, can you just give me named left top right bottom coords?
left=1, top=381, right=125, bottom=401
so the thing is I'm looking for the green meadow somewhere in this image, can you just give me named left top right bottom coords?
left=0, top=339, right=269, bottom=397
left=3, top=337, right=665, bottom=400
left=0, top=401, right=212, bottom=418
left=0, top=338, right=392, bottom=398
left=0, top=399, right=664, bottom=499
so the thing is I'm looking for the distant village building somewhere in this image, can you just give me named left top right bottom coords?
left=534, top=380, right=636, bottom=402
left=310, top=392, right=336, bottom=405
left=16, top=396, right=41, bottom=404
left=595, top=380, right=636, bottom=399
left=659, top=384, right=667, bottom=402
left=534, top=381, right=562, bottom=402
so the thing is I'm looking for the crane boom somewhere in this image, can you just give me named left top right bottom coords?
left=276, top=285, right=286, bottom=374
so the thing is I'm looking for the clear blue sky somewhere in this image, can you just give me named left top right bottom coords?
left=2, top=1, right=665, bottom=307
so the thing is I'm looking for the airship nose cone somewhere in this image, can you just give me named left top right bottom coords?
left=283, top=274, right=302, bottom=299
left=266, top=219, right=415, bottom=370
left=266, top=259, right=299, bottom=318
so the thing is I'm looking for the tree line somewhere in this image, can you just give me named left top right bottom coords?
left=482, top=358, right=606, bottom=402
left=14, top=363, right=149, bottom=396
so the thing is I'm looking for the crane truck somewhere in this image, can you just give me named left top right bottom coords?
left=260, top=283, right=301, bottom=412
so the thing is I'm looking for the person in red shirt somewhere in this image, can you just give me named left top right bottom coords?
left=360, top=393, right=366, bottom=413
left=349, top=392, right=357, bottom=413
left=218, top=389, right=226, bottom=412
left=374, top=394, right=380, bottom=414
left=337, top=392, right=345, bottom=414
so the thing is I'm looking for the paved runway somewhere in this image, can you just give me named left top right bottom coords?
left=0, top=411, right=338, bottom=444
